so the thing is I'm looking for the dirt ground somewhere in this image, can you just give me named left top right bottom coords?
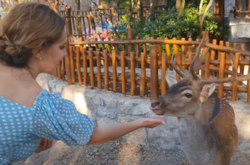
left=13, top=137, right=250, bottom=165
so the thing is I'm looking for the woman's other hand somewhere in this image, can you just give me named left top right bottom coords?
left=35, top=138, right=53, bottom=153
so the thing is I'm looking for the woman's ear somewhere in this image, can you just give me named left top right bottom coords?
left=32, top=48, right=42, bottom=59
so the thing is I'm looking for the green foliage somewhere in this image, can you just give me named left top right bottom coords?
left=102, top=0, right=134, bottom=10
left=101, top=0, right=226, bottom=55
left=132, top=5, right=219, bottom=40
left=166, top=0, right=207, bottom=9
left=115, top=1, right=222, bottom=55
left=116, top=0, right=220, bottom=40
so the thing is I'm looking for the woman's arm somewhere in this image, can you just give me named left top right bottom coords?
left=87, top=118, right=164, bottom=145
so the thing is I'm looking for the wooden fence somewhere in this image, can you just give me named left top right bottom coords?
left=62, top=5, right=166, bottom=40
left=54, top=29, right=250, bottom=102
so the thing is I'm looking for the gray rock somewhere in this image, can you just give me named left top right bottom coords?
left=147, top=125, right=176, bottom=146
left=102, top=95, right=118, bottom=108
left=131, top=102, right=151, bottom=116
left=92, top=97, right=104, bottom=106
left=118, top=97, right=148, bottom=114
left=85, top=98, right=96, bottom=111
left=159, top=144, right=182, bottom=150
left=118, top=100, right=135, bottom=114
left=96, top=106, right=117, bottom=119
left=238, top=141, right=250, bottom=154
left=84, top=90, right=97, bottom=98
left=118, top=114, right=143, bottom=123
left=97, top=117, right=116, bottom=127
left=89, top=111, right=97, bottom=124
left=122, top=128, right=147, bottom=145
left=117, top=115, right=147, bottom=144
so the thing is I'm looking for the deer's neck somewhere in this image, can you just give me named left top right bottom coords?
left=177, top=105, right=217, bottom=164
left=178, top=104, right=210, bottom=136
left=194, top=103, right=209, bottom=125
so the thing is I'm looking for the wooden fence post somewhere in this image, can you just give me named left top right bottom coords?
left=65, top=42, right=72, bottom=84
left=150, top=45, right=158, bottom=100
left=231, top=53, right=240, bottom=101
left=77, top=10, right=83, bottom=40
left=66, top=7, right=72, bottom=38
left=218, top=52, right=225, bottom=98
left=104, top=50, right=109, bottom=90
left=140, top=53, right=146, bottom=97
left=88, top=6, right=96, bottom=39
left=121, top=51, right=126, bottom=94
left=65, top=7, right=73, bottom=85
left=128, top=29, right=133, bottom=69
left=161, top=53, right=167, bottom=95
left=112, top=51, right=117, bottom=92
left=131, top=52, right=136, bottom=95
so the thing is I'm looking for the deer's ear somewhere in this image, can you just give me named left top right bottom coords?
left=166, top=70, right=178, bottom=87
left=200, top=83, right=216, bottom=102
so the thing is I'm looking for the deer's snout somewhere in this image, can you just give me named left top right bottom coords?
left=151, top=100, right=161, bottom=109
left=150, top=99, right=165, bottom=115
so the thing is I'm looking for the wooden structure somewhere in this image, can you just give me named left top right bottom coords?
left=62, top=5, right=166, bottom=40
left=234, top=0, right=250, bottom=20
left=55, top=28, right=250, bottom=102
left=214, top=0, right=225, bottom=22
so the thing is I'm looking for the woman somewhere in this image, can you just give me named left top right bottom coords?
left=0, top=3, right=163, bottom=165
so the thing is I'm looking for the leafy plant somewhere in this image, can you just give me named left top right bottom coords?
left=97, top=0, right=228, bottom=56
left=134, top=4, right=218, bottom=39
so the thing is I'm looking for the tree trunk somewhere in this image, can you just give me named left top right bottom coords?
left=150, top=0, right=158, bottom=20
left=137, top=0, right=144, bottom=24
left=199, top=0, right=213, bottom=35
left=176, top=0, right=185, bottom=16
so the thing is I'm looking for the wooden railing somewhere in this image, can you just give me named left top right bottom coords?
left=55, top=30, right=250, bottom=102
left=62, top=5, right=166, bottom=40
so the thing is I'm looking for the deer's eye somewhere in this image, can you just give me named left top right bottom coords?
left=184, top=93, right=192, bottom=98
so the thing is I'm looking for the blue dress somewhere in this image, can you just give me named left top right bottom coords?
left=0, top=90, right=94, bottom=165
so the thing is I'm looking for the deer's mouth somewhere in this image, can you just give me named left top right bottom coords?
left=150, top=107, right=164, bottom=115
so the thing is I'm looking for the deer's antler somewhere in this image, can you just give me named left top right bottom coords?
left=170, top=34, right=208, bottom=80
left=171, top=54, right=190, bottom=78
left=189, top=33, right=209, bottom=80
left=199, top=60, right=250, bottom=85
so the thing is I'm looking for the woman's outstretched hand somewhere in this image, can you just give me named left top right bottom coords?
left=137, top=117, right=165, bottom=128
left=87, top=117, right=165, bottom=145
left=35, top=138, right=53, bottom=153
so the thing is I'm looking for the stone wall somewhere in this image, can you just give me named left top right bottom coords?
left=36, top=73, right=250, bottom=154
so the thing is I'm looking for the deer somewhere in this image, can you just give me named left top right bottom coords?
left=149, top=36, right=246, bottom=165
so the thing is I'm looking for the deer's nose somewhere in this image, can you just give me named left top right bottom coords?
left=151, top=101, right=161, bottom=108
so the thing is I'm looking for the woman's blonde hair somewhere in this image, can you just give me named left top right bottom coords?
left=0, top=2, right=65, bottom=67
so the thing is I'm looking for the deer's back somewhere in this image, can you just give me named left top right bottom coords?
left=203, top=95, right=238, bottom=163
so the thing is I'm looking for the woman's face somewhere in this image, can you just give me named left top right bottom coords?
left=37, top=27, right=67, bottom=74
